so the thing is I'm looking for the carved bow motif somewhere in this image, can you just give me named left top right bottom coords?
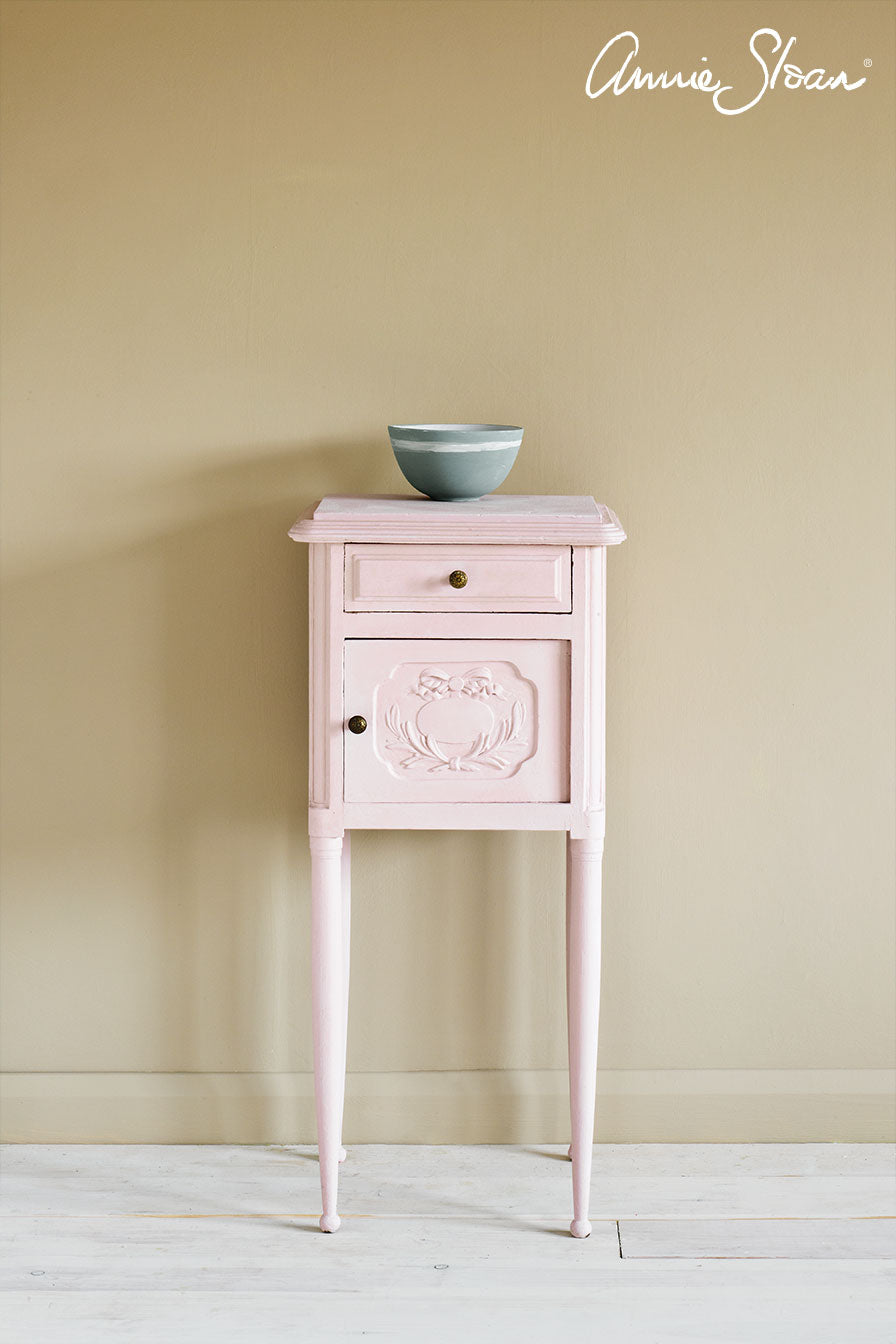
left=414, top=666, right=508, bottom=702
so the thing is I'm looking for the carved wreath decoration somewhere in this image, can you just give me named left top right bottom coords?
left=384, top=666, right=528, bottom=773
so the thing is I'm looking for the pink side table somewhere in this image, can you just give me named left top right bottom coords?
left=289, top=495, right=626, bottom=1236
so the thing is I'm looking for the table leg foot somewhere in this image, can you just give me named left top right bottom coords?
left=338, top=1147, right=347, bottom=1163
left=320, top=1213, right=341, bottom=1234
left=570, top=1219, right=592, bottom=1239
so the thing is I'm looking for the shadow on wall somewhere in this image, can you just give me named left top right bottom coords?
left=0, top=440, right=567, bottom=1140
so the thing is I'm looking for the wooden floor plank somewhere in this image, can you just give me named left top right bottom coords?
left=2, top=1267, right=894, bottom=1344
left=3, top=1142, right=892, bottom=1178
left=3, top=1145, right=893, bottom=1219
left=0, top=1213, right=621, bottom=1290
left=619, top=1217, right=896, bottom=1259
left=3, top=1180, right=889, bottom=1219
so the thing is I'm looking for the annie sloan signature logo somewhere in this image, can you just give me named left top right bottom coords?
left=586, top=29, right=869, bottom=116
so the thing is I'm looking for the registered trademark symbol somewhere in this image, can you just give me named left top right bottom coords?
left=864, top=58, right=872, bottom=67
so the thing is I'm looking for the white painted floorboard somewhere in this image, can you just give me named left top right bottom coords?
left=1, top=1144, right=894, bottom=1343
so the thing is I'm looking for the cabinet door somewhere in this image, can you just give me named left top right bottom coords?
left=344, top=640, right=569, bottom=804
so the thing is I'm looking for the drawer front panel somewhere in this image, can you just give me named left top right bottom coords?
left=344, top=545, right=571, bottom=612
left=344, top=639, right=569, bottom=804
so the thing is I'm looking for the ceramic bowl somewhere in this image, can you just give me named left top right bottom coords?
left=388, top=424, right=523, bottom=501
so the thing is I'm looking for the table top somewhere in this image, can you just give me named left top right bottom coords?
left=289, top=495, right=626, bottom=546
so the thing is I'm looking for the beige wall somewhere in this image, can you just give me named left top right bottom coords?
left=1, top=0, right=893, bottom=1142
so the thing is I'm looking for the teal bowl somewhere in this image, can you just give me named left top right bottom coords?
left=388, top=424, right=523, bottom=501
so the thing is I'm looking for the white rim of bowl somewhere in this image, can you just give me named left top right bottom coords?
left=391, top=439, right=518, bottom=453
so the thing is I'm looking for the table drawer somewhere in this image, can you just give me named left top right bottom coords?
left=344, top=638, right=569, bottom=804
left=344, top=544, right=571, bottom=612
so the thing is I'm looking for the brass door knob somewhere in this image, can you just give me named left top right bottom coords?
left=448, top=570, right=468, bottom=589
left=347, top=715, right=367, bottom=734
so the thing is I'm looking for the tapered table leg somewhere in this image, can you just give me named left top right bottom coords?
left=566, top=840, right=572, bottom=1163
left=566, top=835, right=603, bottom=1238
left=311, top=835, right=344, bottom=1232
left=336, top=831, right=351, bottom=1163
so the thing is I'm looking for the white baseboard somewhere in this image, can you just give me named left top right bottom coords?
left=1, top=1069, right=892, bottom=1143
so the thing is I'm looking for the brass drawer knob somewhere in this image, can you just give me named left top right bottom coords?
left=448, top=570, right=468, bottom=589
left=347, top=715, right=367, bottom=735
